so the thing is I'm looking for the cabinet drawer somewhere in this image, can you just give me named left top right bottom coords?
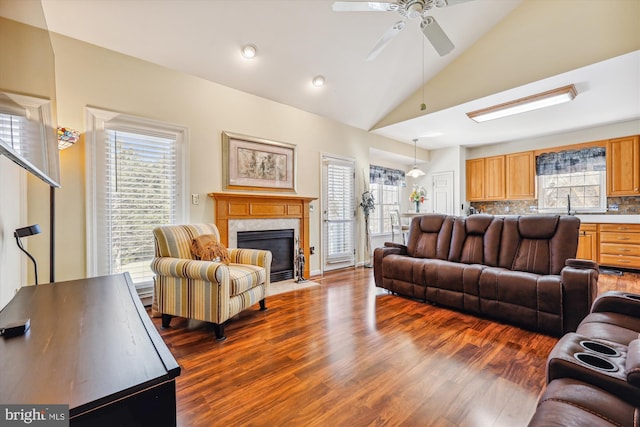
left=599, top=224, right=640, bottom=233
left=580, top=224, right=597, bottom=232
left=599, top=253, right=640, bottom=269
left=600, top=243, right=640, bottom=257
left=599, top=232, right=640, bottom=245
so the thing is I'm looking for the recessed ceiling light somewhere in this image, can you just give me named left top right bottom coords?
left=312, top=75, right=325, bottom=87
left=241, top=44, right=257, bottom=59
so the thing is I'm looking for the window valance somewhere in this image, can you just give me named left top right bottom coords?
left=370, top=165, right=406, bottom=187
left=536, top=147, right=606, bottom=176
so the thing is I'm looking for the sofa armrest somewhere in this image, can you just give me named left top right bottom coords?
left=383, top=241, right=407, bottom=251
left=151, top=257, right=226, bottom=283
left=590, top=291, right=640, bottom=318
left=565, top=258, right=598, bottom=270
left=560, top=261, right=599, bottom=333
left=373, top=244, right=407, bottom=288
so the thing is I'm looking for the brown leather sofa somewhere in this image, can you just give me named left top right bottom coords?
left=529, top=291, right=640, bottom=426
left=373, top=214, right=599, bottom=336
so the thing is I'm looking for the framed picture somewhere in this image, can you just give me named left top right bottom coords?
left=222, top=131, right=297, bottom=192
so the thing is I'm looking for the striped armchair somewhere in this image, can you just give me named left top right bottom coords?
left=151, top=223, right=272, bottom=341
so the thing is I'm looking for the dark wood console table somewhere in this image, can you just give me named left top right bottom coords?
left=0, top=273, right=180, bottom=426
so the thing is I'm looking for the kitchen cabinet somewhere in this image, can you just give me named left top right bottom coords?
left=506, top=151, right=535, bottom=200
left=484, top=155, right=506, bottom=200
left=466, top=158, right=485, bottom=201
left=607, top=135, right=640, bottom=196
left=466, top=156, right=505, bottom=201
left=576, top=223, right=597, bottom=262
left=599, top=223, right=640, bottom=269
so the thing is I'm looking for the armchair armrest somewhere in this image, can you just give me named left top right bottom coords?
left=560, top=259, right=599, bottom=333
left=590, top=291, right=640, bottom=318
left=151, top=257, right=225, bottom=283
left=227, top=248, right=272, bottom=269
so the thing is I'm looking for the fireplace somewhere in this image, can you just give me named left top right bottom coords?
left=209, top=192, right=316, bottom=279
left=237, top=229, right=294, bottom=282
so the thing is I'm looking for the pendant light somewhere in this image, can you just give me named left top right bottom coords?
left=406, top=138, right=425, bottom=178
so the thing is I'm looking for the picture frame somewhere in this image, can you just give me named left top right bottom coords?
left=222, top=131, right=297, bottom=192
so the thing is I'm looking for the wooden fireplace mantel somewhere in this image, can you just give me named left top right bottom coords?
left=208, top=192, right=317, bottom=278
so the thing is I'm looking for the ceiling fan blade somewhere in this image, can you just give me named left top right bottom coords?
left=420, top=16, right=455, bottom=56
left=366, top=20, right=406, bottom=61
left=332, top=1, right=396, bottom=12
left=437, top=0, right=475, bottom=7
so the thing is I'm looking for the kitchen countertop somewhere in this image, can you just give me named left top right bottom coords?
left=576, top=214, right=639, bottom=224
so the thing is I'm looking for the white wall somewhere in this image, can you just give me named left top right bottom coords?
left=28, top=32, right=410, bottom=283
left=0, top=157, right=27, bottom=308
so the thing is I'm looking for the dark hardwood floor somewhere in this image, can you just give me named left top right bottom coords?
left=151, top=268, right=640, bottom=427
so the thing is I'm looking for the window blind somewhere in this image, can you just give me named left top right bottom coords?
left=99, top=128, right=178, bottom=285
left=0, top=113, right=24, bottom=153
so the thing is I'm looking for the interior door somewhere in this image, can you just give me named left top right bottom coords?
left=432, top=171, right=454, bottom=214
left=321, top=155, right=356, bottom=271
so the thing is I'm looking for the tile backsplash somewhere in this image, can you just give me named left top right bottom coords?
left=470, top=196, right=640, bottom=215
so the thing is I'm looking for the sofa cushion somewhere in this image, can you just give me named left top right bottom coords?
left=228, top=264, right=267, bottom=296
left=423, top=260, right=483, bottom=313
left=406, top=214, right=453, bottom=260
left=528, top=378, right=639, bottom=427
left=479, top=267, right=562, bottom=334
left=498, top=215, right=580, bottom=275
left=380, top=254, right=429, bottom=300
left=448, top=215, right=502, bottom=266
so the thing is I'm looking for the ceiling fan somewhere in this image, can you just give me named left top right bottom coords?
left=332, top=0, right=474, bottom=60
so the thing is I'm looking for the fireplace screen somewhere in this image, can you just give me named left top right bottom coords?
left=237, top=229, right=294, bottom=282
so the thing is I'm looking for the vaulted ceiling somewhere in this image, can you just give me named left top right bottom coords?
left=3, top=0, right=640, bottom=159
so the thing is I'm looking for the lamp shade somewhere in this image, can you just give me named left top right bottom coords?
left=407, top=139, right=425, bottom=178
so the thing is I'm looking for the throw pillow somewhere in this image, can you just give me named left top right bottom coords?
left=190, top=234, right=230, bottom=265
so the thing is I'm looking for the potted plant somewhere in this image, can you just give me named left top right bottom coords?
left=359, top=188, right=375, bottom=268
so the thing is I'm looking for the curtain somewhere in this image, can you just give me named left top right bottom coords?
left=536, top=147, right=606, bottom=176
left=369, top=165, right=406, bottom=187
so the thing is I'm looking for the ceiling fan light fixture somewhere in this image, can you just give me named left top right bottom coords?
left=241, top=44, right=257, bottom=59
left=466, top=84, right=578, bottom=123
left=406, top=0, right=425, bottom=19
left=407, top=138, right=426, bottom=178
left=312, top=75, right=326, bottom=87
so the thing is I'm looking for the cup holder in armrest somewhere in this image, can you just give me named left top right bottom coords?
left=624, top=294, right=640, bottom=301
left=579, top=340, right=621, bottom=357
left=574, top=352, right=619, bottom=372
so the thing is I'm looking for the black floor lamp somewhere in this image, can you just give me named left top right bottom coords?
left=14, top=224, right=41, bottom=285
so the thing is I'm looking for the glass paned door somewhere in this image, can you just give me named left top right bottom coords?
left=322, top=155, right=355, bottom=271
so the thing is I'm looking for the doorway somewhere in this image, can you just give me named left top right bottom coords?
left=321, top=154, right=356, bottom=271
left=431, top=171, right=454, bottom=214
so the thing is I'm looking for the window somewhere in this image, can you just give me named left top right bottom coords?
left=0, top=92, right=59, bottom=186
left=368, top=165, right=405, bottom=235
left=536, top=147, right=606, bottom=213
left=369, top=182, right=400, bottom=234
left=86, top=108, right=187, bottom=295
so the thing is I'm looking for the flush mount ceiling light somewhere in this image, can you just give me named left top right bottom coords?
left=466, top=84, right=578, bottom=123
left=406, top=138, right=425, bottom=178
left=241, top=44, right=257, bottom=59
left=312, top=75, right=325, bottom=87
